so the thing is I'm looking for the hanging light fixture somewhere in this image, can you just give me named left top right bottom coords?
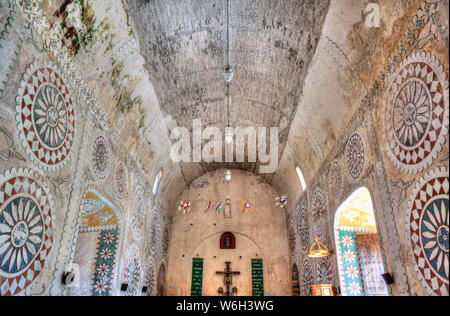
left=223, top=0, right=233, bottom=83
left=308, top=238, right=331, bottom=258
left=224, top=0, right=233, bottom=144
left=225, top=170, right=232, bottom=182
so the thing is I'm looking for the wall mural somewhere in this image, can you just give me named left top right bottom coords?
left=0, top=168, right=54, bottom=296
left=297, top=205, right=309, bottom=253
left=300, top=257, right=313, bottom=296
left=407, top=167, right=449, bottom=296
left=77, top=190, right=121, bottom=296
left=143, top=256, right=156, bottom=296
left=114, top=162, right=127, bottom=200
left=327, top=160, right=344, bottom=203
left=384, top=53, right=449, bottom=174
left=92, top=135, right=110, bottom=181
left=123, top=244, right=142, bottom=296
left=15, top=62, right=76, bottom=172
left=346, top=132, right=366, bottom=181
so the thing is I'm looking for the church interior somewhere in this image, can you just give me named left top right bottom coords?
left=0, top=0, right=448, bottom=297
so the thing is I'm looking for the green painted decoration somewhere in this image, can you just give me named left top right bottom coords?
left=251, top=259, right=264, bottom=296
left=191, top=258, right=204, bottom=296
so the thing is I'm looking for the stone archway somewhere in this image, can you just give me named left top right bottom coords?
left=157, top=263, right=166, bottom=296
left=334, top=187, right=388, bottom=296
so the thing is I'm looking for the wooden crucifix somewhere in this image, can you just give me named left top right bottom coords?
left=216, top=262, right=240, bottom=296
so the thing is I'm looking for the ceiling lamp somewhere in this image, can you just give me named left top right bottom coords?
left=223, top=0, right=232, bottom=83
left=223, top=66, right=234, bottom=83
left=308, top=238, right=330, bottom=258
left=225, top=170, right=232, bottom=182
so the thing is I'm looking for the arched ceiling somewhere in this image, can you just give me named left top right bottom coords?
left=124, top=0, right=331, bottom=185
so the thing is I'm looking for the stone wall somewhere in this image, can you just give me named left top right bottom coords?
left=166, top=170, right=290, bottom=296
left=0, top=0, right=173, bottom=296
left=286, top=0, right=449, bottom=297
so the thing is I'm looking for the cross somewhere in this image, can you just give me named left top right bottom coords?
left=216, top=262, right=240, bottom=296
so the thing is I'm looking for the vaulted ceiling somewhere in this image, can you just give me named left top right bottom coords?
left=124, top=0, right=331, bottom=184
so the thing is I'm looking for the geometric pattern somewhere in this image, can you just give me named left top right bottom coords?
left=297, top=206, right=310, bottom=253
left=91, top=229, right=118, bottom=296
left=346, top=132, right=366, bottom=180
left=114, top=162, right=127, bottom=200
left=328, top=160, right=343, bottom=202
left=384, top=53, right=449, bottom=174
left=123, top=244, right=141, bottom=296
left=149, top=209, right=161, bottom=255
left=15, top=63, right=76, bottom=172
left=335, top=230, right=364, bottom=296
left=92, top=135, right=109, bottom=181
left=0, top=168, right=54, bottom=296
left=162, top=226, right=170, bottom=259
left=407, top=167, right=449, bottom=296
left=131, top=211, right=144, bottom=241
left=288, top=218, right=297, bottom=256
left=316, top=256, right=333, bottom=285
left=143, top=257, right=156, bottom=296
left=300, top=258, right=313, bottom=296
left=311, top=185, right=324, bottom=217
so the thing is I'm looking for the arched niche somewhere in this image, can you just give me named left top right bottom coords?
left=67, top=190, right=123, bottom=296
left=220, top=232, right=236, bottom=249
left=333, top=187, right=388, bottom=296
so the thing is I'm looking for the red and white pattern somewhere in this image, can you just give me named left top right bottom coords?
left=384, top=53, right=449, bottom=174
left=407, top=167, right=449, bottom=296
left=0, top=168, right=54, bottom=296
left=15, top=63, right=76, bottom=171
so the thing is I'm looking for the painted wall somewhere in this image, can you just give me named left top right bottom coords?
left=0, top=0, right=173, bottom=296
left=166, top=170, right=290, bottom=296
left=286, top=0, right=449, bottom=297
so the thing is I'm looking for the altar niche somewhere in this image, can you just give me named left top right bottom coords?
left=220, top=232, right=236, bottom=249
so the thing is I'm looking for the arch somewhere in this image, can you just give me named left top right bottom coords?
left=333, top=187, right=388, bottom=296
left=292, top=263, right=300, bottom=296
left=68, top=190, right=123, bottom=296
left=153, top=168, right=163, bottom=196
left=156, top=262, right=167, bottom=296
left=220, top=232, right=236, bottom=249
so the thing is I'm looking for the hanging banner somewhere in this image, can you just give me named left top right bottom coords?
left=191, top=258, right=204, bottom=296
left=251, top=259, right=264, bottom=296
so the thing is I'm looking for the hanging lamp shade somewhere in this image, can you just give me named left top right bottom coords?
left=308, top=238, right=330, bottom=258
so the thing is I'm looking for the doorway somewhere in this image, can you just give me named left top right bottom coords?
left=334, top=187, right=388, bottom=296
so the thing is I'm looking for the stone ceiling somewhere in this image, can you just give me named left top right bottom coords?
left=124, top=0, right=331, bottom=184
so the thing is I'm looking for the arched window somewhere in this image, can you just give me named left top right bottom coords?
left=153, top=169, right=163, bottom=196
left=296, top=167, right=307, bottom=191
left=220, top=232, right=236, bottom=249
